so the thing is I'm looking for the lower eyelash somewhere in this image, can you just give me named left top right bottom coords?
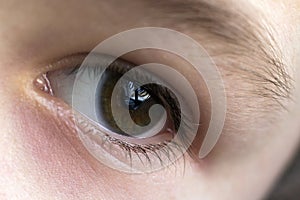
left=75, top=110, right=190, bottom=172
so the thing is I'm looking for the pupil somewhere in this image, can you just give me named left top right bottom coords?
left=95, top=68, right=165, bottom=137
left=125, top=81, right=151, bottom=111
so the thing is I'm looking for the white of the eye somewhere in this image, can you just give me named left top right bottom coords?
left=48, top=70, right=76, bottom=105
left=72, top=65, right=100, bottom=123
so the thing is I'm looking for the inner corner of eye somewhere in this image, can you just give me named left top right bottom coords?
left=34, top=65, right=77, bottom=100
left=34, top=72, right=54, bottom=96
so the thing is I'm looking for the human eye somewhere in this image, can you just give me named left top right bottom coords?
left=34, top=52, right=200, bottom=173
left=33, top=28, right=226, bottom=174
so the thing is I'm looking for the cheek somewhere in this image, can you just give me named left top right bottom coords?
left=6, top=99, right=109, bottom=198
left=5, top=94, right=189, bottom=199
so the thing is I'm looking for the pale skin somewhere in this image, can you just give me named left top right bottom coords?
left=0, top=0, right=300, bottom=200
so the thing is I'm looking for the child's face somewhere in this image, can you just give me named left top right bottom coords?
left=0, top=0, right=299, bottom=199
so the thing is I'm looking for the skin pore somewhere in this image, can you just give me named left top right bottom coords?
left=0, top=0, right=300, bottom=200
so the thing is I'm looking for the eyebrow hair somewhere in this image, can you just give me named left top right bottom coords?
left=149, top=0, right=293, bottom=109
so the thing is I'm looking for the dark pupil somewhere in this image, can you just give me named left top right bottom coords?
left=95, top=67, right=164, bottom=137
left=126, top=83, right=150, bottom=111
left=125, top=82, right=157, bottom=126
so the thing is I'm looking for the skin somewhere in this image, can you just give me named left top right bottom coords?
left=0, top=0, right=299, bottom=200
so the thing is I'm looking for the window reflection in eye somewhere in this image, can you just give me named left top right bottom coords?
left=37, top=53, right=200, bottom=173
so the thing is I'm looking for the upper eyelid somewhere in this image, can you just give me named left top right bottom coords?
left=34, top=16, right=293, bottom=113
left=32, top=53, right=89, bottom=78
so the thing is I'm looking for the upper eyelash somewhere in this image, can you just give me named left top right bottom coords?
left=69, top=57, right=183, bottom=130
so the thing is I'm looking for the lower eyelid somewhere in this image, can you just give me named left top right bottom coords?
left=30, top=81, right=77, bottom=133
left=14, top=101, right=188, bottom=196
left=33, top=73, right=186, bottom=172
left=32, top=85, right=205, bottom=177
left=26, top=94, right=194, bottom=187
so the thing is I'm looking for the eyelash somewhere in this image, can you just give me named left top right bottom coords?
left=76, top=111, right=186, bottom=167
left=39, top=54, right=197, bottom=172
left=69, top=62, right=183, bottom=146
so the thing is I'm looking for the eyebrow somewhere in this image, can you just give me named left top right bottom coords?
left=149, top=0, right=293, bottom=109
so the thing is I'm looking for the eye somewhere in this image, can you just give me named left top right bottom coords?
left=93, top=60, right=180, bottom=139
left=33, top=28, right=228, bottom=173
left=35, top=53, right=200, bottom=173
